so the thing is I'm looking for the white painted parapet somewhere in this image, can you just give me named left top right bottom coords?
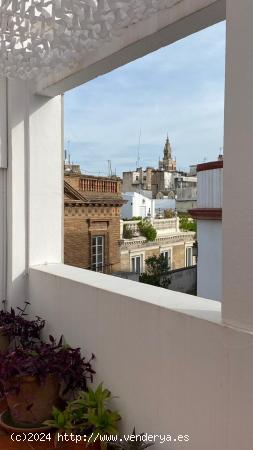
left=29, top=264, right=253, bottom=450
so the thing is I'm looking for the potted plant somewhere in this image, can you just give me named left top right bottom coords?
left=0, top=319, right=9, bottom=353
left=0, top=301, right=45, bottom=352
left=45, top=383, right=121, bottom=449
left=113, top=429, right=154, bottom=450
left=0, top=336, right=95, bottom=426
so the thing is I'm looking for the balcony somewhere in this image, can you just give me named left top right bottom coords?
left=29, top=264, right=222, bottom=438
left=79, top=177, right=121, bottom=195
left=26, top=263, right=252, bottom=450
left=121, top=218, right=179, bottom=239
left=153, top=218, right=179, bottom=235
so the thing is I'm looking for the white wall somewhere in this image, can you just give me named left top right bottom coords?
left=0, top=79, right=7, bottom=301
left=121, top=193, right=154, bottom=219
left=5, top=80, right=63, bottom=306
left=197, top=220, right=222, bottom=301
left=29, top=264, right=253, bottom=450
left=0, top=79, right=7, bottom=169
left=0, top=170, right=6, bottom=301
left=198, top=168, right=223, bottom=208
left=223, top=0, right=253, bottom=330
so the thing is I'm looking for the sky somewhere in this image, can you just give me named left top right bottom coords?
left=64, top=21, right=226, bottom=176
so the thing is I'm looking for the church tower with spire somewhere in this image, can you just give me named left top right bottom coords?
left=159, top=136, right=176, bottom=171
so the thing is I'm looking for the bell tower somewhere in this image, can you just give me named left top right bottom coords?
left=159, top=136, right=177, bottom=171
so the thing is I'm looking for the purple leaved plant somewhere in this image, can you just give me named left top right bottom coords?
left=0, top=301, right=45, bottom=348
left=0, top=335, right=95, bottom=395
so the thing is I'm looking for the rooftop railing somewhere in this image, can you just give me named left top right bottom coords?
left=79, top=177, right=120, bottom=194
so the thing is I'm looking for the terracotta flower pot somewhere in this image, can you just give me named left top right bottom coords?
left=5, top=374, right=60, bottom=425
left=0, top=327, right=9, bottom=353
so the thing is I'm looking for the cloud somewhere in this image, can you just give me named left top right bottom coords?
left=64, top=21, right=226, bottom=174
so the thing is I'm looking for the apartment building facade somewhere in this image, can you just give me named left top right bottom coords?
left=64, top=173, right=124, bottom=273
left=120, top=218, right=196, bottom=274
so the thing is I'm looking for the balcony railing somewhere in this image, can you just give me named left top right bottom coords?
left=79, top=177, right=120, bottom=194
left=122, top=220, right=141, bottom=237
left=121, top=218, right=179, bottom=239
left=153, top=218, right=179, bottom=231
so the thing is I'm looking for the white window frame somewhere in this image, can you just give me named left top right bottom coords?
left=185, top=246, right=193, bottom=267
left=160, top=248, right=172, bottom=269
left=91, top=235, right=104, bottom=272
left=131, top=255, right=143, bottom=274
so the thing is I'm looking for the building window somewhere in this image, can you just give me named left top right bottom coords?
left=131, top=255, right=142, bottom=274
left=161, top=249, right=172, bottom=268
left=186, top=247, right=193, bottom=267
left=92, top=236, right=104, bottom=272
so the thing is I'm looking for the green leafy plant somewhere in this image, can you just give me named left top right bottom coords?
left=44, top=406, right=73, bottom=446
left=114, top=428, right=154, bottom=449
left=73, top=383, right=120, bottom=449
left=45, top=383, right=121, bottom=450
left=131, top=216, right=142, bottom=221
left=86, top=407, right=120, bottom=450
left=179, top=216, right=197, bottom=232
left=164, top=209, right=175, bottom=219
left=139, top=255, right=170, bottom=288
left=123, top=225, right=134, bottom=239
left=138, top=220, right=157, bottom=242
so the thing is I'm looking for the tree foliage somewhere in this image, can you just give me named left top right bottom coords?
left=123, top=225, right=134, bottom=239
left=139, top=255, right=171, bottom=288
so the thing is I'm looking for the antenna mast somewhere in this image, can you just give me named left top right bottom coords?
left=136, top=128, right=141, bottom=169
left=107, top=160, right=112, bottom=177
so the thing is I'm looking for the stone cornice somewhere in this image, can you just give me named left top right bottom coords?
left=120, top=232, right=196, bottom=250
